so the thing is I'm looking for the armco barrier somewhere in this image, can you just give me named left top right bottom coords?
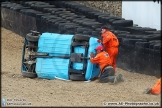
left=1, top=1, right=161, bottom=78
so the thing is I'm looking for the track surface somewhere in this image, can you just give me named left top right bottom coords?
left=1, top=27, right=161, bottom=107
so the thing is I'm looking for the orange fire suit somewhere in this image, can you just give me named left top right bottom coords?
left=101, top=31, right=119, bottom=71
left=90, top=51, right=112, bottom=73
left=151, top=78, right=161, bottom=95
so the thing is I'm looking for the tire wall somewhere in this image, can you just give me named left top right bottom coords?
left=75, top=1, right=122, bottom=17
left=117, top=42, right=161, bottom=78
left=1, top=1, right=161, bottom=78
left=1, top=8, right=37, bottom=37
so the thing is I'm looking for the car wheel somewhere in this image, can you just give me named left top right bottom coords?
left=22, top=71, right=37, bottom=78
left=73, top=34, right=90, bottom=41
left=26, top=32, right=40, bottom=42
left=22, top=61, right=37, bottom=78
left=69, top=74, right=85, bottom=81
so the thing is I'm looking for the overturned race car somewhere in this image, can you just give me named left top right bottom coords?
left=21, top=30, right=101, bottom=81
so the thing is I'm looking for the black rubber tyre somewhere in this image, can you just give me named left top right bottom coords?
left=144, top=30, right=161, bottom=35
left=69, top=74, right=85, bottom=81
left=149, top=40, right=161, bottom=43
left=122, top=39, right=147, bottom=45
left=73, top=34, right=90, bottom=41
left=135, top=42, right=151, bottom=48
left=77, top=27, right=92, bottom=33
left=66, top=15, right=86, bottom=21
left=98, top=15, right=111, bottom=23
left=83, top=30, right=92, bottom=35
left=141, top=34, right=161, bottom=41
left=54, top=10, right=71, bottom=15
left=153, top=44, right=161, bottom=50
left=71, top=42, right=85, bottom=46
left=54, top=20, right=70, bottom=28
left=27, top=11, right=43, bottom=17
left=116, top=34, right=130, bottom=38
left=26, top=33, right=40, bottom=42
left=20, top=9, right=39, bottom=16
left=116, top=27, right=157, bottom=35
left=35, top=4, right=54, bottom=11
left=112, top=30, right=130, bottom=35
left=22, top=71, right=37, bottom=78
left=91, top=31, right=101, bottom=38
left=149, top=42, right=161, bottom=50
left=126, top=34, right=146, bottom=39
left=109, top=18, right=124, bottom=24
left=43, top=7, right=56, bottom=13
left=36, top=13, right=51, bottom=19
left=64, top=25, right=81, bottom=33
left=112, top=20, right=133, bottom=27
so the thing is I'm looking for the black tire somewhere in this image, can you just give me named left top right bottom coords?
left=112, top=20, right=133, bottom=27
left=26, top=33, right=40, bottom=42
left=135, top=42, right=151, bottom=48
left=54, top=10, right=71, bottom=15
left=141, top=34, right=161, bottom=41
left=19, top=9, right=32, bottom=14
left=27, top=41, right=38, bottom=50
left=22, top=71, right=37, bottom=78
left=71, top=42, right=85, bottom=46
left=43, top=7, right=56, bottom=13
left=109, top=18, right=123, bottom=25
left=58, top=23, right=77, bottom=33
left=126, top=34, right=146, bottom=39
left=24, top=1, right=38, bottom=6
left=149, top=40, right=161, bottom=43
left=73, top=34, right=90, bottom=41
left=66, top=15, right=86, bottom=21
left=35, top=4, right=54, bottom=11
left=116, top=34, right=130, bottom=38
left=149, top=43, right=161, bottom=49
left=122, top=39, right=147, bottom=45
left=36, top=13, right=51, bottom=19
left=54, top=20, right=70, bottom=28
left=77, top=27, right=92, bottom=33
left=62, top=15, right=77, bottom=19
left=100, top=16, right=116, bottom=23
left=98, top=15, right=111, bottom=23
left=91, top=31, right=100, bottom=38
left=43, top=15, right=60, bottom=20
left=117, top=27, right=157, bottom=35
left=144, top=30, right=161, bottom=35
left=83, top=31, right=92, bottom=35
left=12, top=7, right=30, bottom=12
left=112, top=30, right=130, bottom=35
left=51, top=8, right=66, bottom=14
left=27, top=11, right=43, bottom=17
left=153, top=44, right=161, bottom=50
left=69, top=74, right=85, bottom=81
left=91, top=23, right=103, bottom=29
left=82, top=21, right=102, bottom=28
left=64, top=25, right=81, bottom=33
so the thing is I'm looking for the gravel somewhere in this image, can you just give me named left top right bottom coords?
left=1, top=27, right=161, bottom=107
